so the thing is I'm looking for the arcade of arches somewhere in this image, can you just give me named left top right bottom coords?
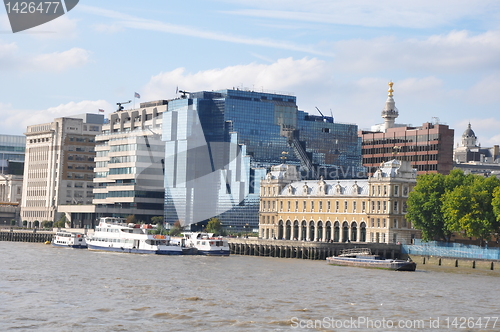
left=261, top=219, right=367, bottom=242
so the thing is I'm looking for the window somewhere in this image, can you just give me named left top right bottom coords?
left=295, top=201, right=299, bottom=211
left=394, top=201, right=399, bottom=213
left=383, top=219, right=386, bottom=227
left=377, top=218, right=380, bottom=227
left=311, top=201, right=314, bottom=212
left=303, top=201, right=306, bottom=211
left=394, top=185, right=399, bottom=196
left=344, top=201, right=348, bottom=212
left=319, top=201, right=323, bottom=211
left=362, top=201, right=366, bottom=212
left=327, top=201, right=331, bottom=211
left=353, top=201, right=357, bottom=212
left=287, top=201, right=290, bottom=212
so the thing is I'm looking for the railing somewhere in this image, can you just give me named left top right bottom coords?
left=402, top=240, right=500, bottom=260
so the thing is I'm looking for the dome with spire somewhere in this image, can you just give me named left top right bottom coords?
left=461, top=123, right=477, bottom=148
left=462, top=123, right=476, bottom=139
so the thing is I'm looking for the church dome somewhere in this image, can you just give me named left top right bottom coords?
left=463, top=123, right=476, bottom=138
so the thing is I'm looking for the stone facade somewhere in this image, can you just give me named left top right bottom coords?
left=259, top=160, right=421, bottom=244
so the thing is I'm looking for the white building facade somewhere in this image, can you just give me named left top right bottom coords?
left=21, top=114, right=103, bottom=226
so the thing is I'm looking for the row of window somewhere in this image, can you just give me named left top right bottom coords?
left=362, top=133, right=441, bottom=145
left=261, top=199, right=408, bottom=214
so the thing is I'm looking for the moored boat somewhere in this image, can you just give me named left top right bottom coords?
left=86, top=217, right=182, bottom=255
left=326, top=248, right=416, bottom=271
left=173, top=232, right=230, bottom=256
left=52, top=231, right=87, bottom=249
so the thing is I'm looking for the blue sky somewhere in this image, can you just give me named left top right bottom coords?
left=1, top=0, right=500, bottom=146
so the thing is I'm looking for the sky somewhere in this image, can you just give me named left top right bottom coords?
left=1, top=0, right=500, bottom=147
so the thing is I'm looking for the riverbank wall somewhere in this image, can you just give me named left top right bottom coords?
left=405, top=254, right=498, bottom=272
left=227, top=238, right=400, bottom=260
left=0, top=229, right=53, bottom=242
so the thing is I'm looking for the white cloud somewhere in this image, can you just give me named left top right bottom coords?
left=333, top=30, right=500, bottom=74
left=0, top=42, right=90, bottom=72
left=219, top=0, right=500, bottom=29
left=0, top=100, right=113, bottom=135
left=143, top=57, right=331, bottom=102
left=28, top=16, right=79, bottom=39
left=79, top=5, right=333, bottom=56
left=30, top=48, right=90, bottom=72
left=467, top=73, right=500, bottom=105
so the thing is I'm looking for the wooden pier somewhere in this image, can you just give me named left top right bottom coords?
left=0, top=229, right=53, bottom=243
left=228, top=238, right=401, bottom=260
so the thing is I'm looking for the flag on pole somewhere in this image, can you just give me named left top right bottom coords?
left=134, top=92, right=141, bottom=99
left=176, top=86, right=178, bottom=94
left=98, top=109, right=105, bottom=113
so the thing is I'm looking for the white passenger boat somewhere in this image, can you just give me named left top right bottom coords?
left=86, top=217, right=182, bottom=255
left=175, top=232, right=230, bottom=256
left=326, top=248, right=416, bottom=271
left=52, top=231, right=87, bottom=249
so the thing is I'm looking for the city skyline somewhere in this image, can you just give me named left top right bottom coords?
left=1, top=1, right=499, bottom=147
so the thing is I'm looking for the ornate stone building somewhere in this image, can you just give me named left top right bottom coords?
left=259, top=160, right=420, bottom=244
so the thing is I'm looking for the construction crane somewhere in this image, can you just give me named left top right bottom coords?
left=116, top=100, right=131, bottom=111
left=315, top=107, right=334, bottom=123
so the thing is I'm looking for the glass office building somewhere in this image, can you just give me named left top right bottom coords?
left=0, top=135, right=26, bottom=175
left=163, top=89, right=363, bottom=231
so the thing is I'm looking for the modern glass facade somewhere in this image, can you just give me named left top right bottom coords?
left=163, top=89, right=363, bottom=231
left=0, top=134, right=26, bottom=175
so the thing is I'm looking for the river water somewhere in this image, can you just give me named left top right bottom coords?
left=1, top=242, right=499, bottom=332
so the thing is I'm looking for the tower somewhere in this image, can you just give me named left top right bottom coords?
left=381, top=82, right=399, bottom=131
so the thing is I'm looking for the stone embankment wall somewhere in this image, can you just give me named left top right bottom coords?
left=0, top=229, right=53, bottom=242
left=228, top=238, right=401, bottom=260
left=407, top=254, right=498, bottom=272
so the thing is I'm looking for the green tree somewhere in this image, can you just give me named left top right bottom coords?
left=442, top=176, right=500, bottom=245
left=151, top=216, right=164, bottom=225
left=10, top=219, right=16, bottom=226
left=22, top=220, right=27, bottom=227
left=492, top=186, right=500, bottom=235
left=406, top=173, right=451, bottom=241
left=169, top=220, right=183, bottom=236
left=42, top=220, right=53, bottom=229
left=34, top=220, right=40, bottom=228
left=205, top=217, right=222, bottom=235
left=54, top=215, right=67, bottom=228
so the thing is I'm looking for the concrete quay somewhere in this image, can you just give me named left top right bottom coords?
left=227, top=238, right=401, bottom=260
left=0, top=229, right=53, bottom=243
left=409, top=255, right=498, bottom=272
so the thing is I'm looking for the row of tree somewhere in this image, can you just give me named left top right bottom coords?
left=406, top=170, right=500, bottom=244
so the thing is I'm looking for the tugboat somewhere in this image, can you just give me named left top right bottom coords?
left=52, top=230, right=87, bottom=249
left=86, top=217, right=182, bottom=255
left=326, top=248, right=416, bottom=271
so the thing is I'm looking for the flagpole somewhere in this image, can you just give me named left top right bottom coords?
left=133, top=94, right=135, bottom=109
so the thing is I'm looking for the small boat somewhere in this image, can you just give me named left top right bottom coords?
left=52, top=231, right=87, bottom=249
left=86, top=217, right=182, bottom=255
left=326, top=248, right=416, bottom=271
left=173, top=232, right=230, bottom=256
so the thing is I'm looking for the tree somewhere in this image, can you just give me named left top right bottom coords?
left=491, top=186, right=500, bottom=236
left=22, top=220, right=27, bottom=228
left=406, top=173, right=451, bottom=241
left=442, top=176, right=500, bottom=245
left=169, top=220, right=183, bottom=236
left=205, top=217, right=223, bottom=235
left=10, top=219, right=16, bottom=227
left=151, top=216, right=164, bottom=225
left=54, top=215, right=67, bottom=228
left=126, top=215, right=137, bottom=224
left=42, top=220, right=53, bottom=229
left=34, top=220, right=39, bottom=228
